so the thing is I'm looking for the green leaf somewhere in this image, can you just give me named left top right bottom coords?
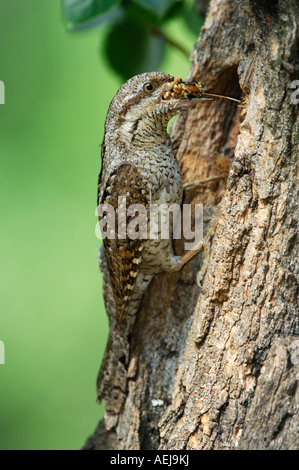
left=62, top=0, right=121, bottom=30
left=104, top=18, right=165, bottom=80
left=124, top=1, right=160, bottom=27
left=131, top=0, right=182, bottom=20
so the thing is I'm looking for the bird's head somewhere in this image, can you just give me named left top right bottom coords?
left=106, top=72, right=205, bottom=126
left=104, top=72, right=240, bottom=146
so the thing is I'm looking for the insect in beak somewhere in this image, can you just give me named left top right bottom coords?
left=160, top=76, right=241, bottom=109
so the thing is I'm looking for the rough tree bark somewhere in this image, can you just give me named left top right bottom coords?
left=84, top=0, right=299, bottom=450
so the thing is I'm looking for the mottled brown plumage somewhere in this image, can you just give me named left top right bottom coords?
left=100, top=163, right=149, bottom=323
left=97, top=72, right=211, bottom=324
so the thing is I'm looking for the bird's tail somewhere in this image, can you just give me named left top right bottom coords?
left=97, top=247, right=153, bottom=430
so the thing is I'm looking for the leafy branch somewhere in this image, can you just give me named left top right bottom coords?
left=61, top=0, right=204, bottom=79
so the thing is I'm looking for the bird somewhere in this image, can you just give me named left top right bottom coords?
left=96, top=72, right=240, bottom=426
left=97, top=72, right=239, bottom=325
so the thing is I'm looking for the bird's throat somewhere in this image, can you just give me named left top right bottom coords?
left=119, top=112, right=173, bottom=148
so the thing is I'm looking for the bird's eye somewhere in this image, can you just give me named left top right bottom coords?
left=143, top=82, right=155, bottom=93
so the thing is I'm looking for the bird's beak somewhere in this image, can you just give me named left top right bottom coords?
left=160, top=97, right=213, bottom=110
left=160, top=76, right=240, bottom=109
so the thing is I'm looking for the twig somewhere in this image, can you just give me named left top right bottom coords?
left=150, top=27, right=190, bottom=58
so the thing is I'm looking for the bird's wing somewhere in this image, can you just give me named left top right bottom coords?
left=98, top=162, right=149, bottom=323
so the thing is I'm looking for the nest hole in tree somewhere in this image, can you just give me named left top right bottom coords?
left=188, top=65, right=243, bottom=207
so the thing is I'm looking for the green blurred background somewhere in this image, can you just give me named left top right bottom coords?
left=0, top=0, right=199, bottom=449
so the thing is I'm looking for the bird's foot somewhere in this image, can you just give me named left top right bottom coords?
left=169, top=212, right=218, bottom=272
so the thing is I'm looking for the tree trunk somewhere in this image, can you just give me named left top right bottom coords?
left=84, top=0, right=299, bottom=450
